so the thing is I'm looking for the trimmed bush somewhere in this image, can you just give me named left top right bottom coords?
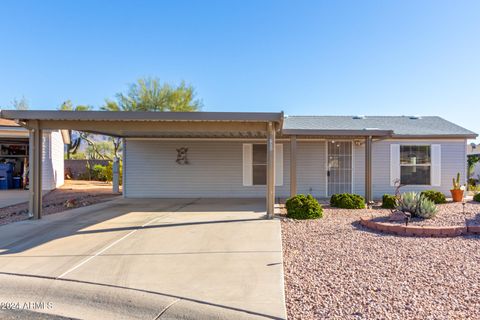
left=330, top=193, right=365, bottom=209
left=330, top=194, right=341, bottom=207
left=474, top=193, right=480, bottom=202
left=381, top=194, right=397, bottom=209
left=286, top=194, right=323, bottom=219
left=420, top=190, right=446, bottom=204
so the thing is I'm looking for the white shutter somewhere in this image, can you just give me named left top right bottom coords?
left=275, top=143, right=283, bottom=186
left=242, top=144, right=253, bottom=186
left=390, top=144, right=400, bottom=186
left=431, top=144, right=441, bottom=186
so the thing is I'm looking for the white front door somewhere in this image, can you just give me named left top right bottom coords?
left=327, top=141, right=353, bottom=196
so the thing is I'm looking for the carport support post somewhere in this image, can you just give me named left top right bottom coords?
left=29, top=126, right=43, bottom=219
left=365, top=136, right=372, bottom=203
left=290, top=135, right=297, bottom=197
left=266, top=122, right=276, bottom=218
left=112, top=157, right=119, bottom=193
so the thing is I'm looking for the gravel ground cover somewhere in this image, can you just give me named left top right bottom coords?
left=369, top=201, right=480, bottom=226
left=0, top=180, right=120, bottom=226
left=281, top=206, right=480, bottom=319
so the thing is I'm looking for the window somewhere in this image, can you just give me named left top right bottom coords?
left=242, top=143, right=283, bottom=187
left=400, top=145, right=431, bottom=185
left=252, top=144, right=267, bottom=185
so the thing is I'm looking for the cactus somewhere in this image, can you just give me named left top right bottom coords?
left=452, top=172, right=461, bottom=190
left=416, top=196, right=437, bottom=219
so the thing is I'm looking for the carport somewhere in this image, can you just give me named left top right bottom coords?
left=0, top=110, right=283, bottom=220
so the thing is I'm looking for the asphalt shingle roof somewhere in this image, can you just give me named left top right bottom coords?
left=283, top=116, right=477, bottom=137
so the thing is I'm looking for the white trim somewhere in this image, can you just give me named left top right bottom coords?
left=351, top=141, right=354, bottom=193
left=390, top=144, right=400, bottom=186
left=465, top=139, right=468, bottom=184
left=325, top=140, right=328, bottom=197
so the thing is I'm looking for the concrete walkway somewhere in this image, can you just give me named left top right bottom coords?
left=0, top=198, right=286, bottom=319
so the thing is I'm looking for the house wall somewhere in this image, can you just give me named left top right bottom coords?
left=370, top=139, right=467, bottom=199
left=296, top=141, right=326, bottom=197
left=124, top=139, right=292, bottom=198
left=41, top=131, right=64, bottom=190
left=124, top=138, right=467, bottom=200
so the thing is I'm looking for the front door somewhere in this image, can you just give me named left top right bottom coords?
left=327, top=141, right=352, bottom=196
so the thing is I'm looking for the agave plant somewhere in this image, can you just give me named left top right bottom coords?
left=416, top=196, right=437, bottom=219
left=397, top=191, right=438, bottom=219
left=397, top=192, right=419, bottom=214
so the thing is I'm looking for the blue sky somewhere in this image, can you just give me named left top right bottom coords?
left=1, top=1, right=479, bottom=141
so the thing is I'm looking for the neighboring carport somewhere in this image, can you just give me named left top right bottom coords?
left=0, top=110, right=283, bottom=219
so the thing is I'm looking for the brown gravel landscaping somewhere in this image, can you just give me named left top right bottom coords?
left=370, top=200, right=480, bottom=227
left=281, top=205, right=480, bottom=319
left=0, top=180, right=120, bottom=226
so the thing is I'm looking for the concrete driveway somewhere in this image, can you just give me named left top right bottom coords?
left=0, top=198, right=286, bottom=320
left=0, top=190, right=30, bottom=208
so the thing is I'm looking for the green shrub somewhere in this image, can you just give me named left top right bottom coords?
left=330, top=193, right=365, bottom=209
left=330, top=194, right=341, bottom=207
left=91, top=164, right=108, bottom=181
left=474, top=193, right=480, bottom=202
left=381, top=194, right=397, bottom=209
left=420, top=190, right=446, bottom=204
left=86, top=162, right=123, bottom=184
left=285, top=194, right=323, bottom=219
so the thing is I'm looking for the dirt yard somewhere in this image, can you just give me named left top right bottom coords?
left=0, top=180, right=120, bottom=226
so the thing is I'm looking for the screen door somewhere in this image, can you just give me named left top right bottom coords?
left=327, top=141, right=352, bottom=196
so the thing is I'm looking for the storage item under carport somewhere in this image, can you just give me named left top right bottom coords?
left=0, top=177, right=7, bottom=190
left=13, top=176, right=21, bottom=189
left=0, top=163, right=13, bottom=189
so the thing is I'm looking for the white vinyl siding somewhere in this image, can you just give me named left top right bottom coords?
left=390, top=144, right=400, bottom=186
left=125, top=140, right=290, bottom=198
left=41, top=131, right=64, bottom=190
left=352, top=142, right=365, bottom=195
left=275, top=144, right=284, bottom=186
left=296, top=141, right=327, bottom=197
left=431, top=144, right=441, bottom=186
left=124, top=138, right=466, bottom=200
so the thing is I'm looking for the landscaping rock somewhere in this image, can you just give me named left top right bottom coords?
left=282, top=206, right=480, bottom=319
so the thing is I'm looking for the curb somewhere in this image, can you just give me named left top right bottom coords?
left=359, top=216, right=480, bottom=237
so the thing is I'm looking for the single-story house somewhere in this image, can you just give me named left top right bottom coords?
left=0, top=119, right=66, bottom=190
left=0, top=110, right=476, bottom=219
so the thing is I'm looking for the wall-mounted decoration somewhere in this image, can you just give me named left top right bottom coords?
left=176, top=147, right=189, bottom=165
